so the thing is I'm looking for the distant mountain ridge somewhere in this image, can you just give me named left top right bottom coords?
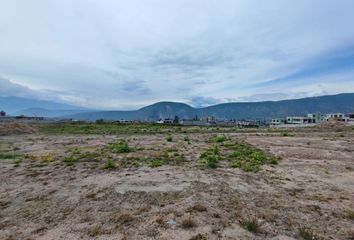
left=65, top=93, right=354, bottom=121
left=0, top=96, right=89, bottom=117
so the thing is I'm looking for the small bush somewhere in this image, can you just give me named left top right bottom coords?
left=118, top=213, right=134, bottom=224
left=0, top=152, right=21, bottom=160
left=103, top=159, right=116, bottom=169
left=199, top=146, right=221, bottom=169
left=242, top=162, right=260, bottom=172
left=88, top=225, right=101, bottom=237
left=63, top=155, right=77, bottom=165
left=206, top=155, right=218, bottom=168
left=110, top=140, right=130, bottom=153
left=344, top=209, right=354, bottom=220
left=192, top=203, right=207, bottom=212
left=270, top=158, right=278, bottom=165
left=40, top=153, right=55, bottom=162
left=299, top=226, right=320, bottom=240
left=211, top=135, right=227, bottom=143
left=228, top=141, right=279, bottom=172
left=181, top=217, right=197, bottom=229
left=230, top=159, right=241, bottom=168
left=166, top=135, right=173, bottom=142
left=149, top=159, right=164, bottom=168
left=242, top=218, right=260, bottom=233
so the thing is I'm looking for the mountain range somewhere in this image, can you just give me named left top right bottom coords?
left=1, top=93, right=354, bottom=120
left=66, top=93, right=354, bottom=120
left=0, top=96, right=89, bottom=117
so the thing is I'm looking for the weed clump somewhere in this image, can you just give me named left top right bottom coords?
left=210, top=135, right=227, bottom=143
left=192, top=203, right=207, bottom=212
left=117, top=213, right=134, bottom=224
left=103, top=159, right=116, bottom=169
left=181, top=217, right=197, bottom=229
left=40, top=153, right=56, bottom=162
left=0, top=152, right=20, bottom=159
left=109, top=212, right=135, bottom=225
left=88, top=225, right=102, bottom=237
left=281, top=132, right=289, bottom=137
left=63, top=148, right=100, bottom=165
left=343, top=209, right=354, bottom=220
left=146, top=150, right=186, bottom=168
left=110, top=139, right=130, bottom=153
left=242, top=218, right=260, bottom=233
left=166, top=135, right=173, bottom=142
left=298, top=226, right=320, bottom=240
left=228, top=141, right=279, bottom=172
left=199, top=146, right=221, bottom=169
left=149, top=159, right=164, bottom=168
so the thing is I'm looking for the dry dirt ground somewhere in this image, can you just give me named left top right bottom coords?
left=0, top=128, right=353, bottom=240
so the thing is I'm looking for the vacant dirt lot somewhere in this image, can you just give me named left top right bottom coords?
left=0, top=125, right=353, bottom=240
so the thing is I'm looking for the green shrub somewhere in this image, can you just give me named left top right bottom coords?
left=242, top=162, right=260, bottom=172
left=110, top=140, right=130, bottom=153
left=149, top=159, right=164, bottom=168
left=63, top=155, right=77, bottom=165
left=230, top=159, right=241, bottom=168
left=270, top=158, right=278, bottom=165
left=166, top=135, right=173, bottom=142
left=103, top=159, right=116, bottom=169
left=200, top=146, right=221, bottom=169
left=0, top=152, right=20, bottom=160
left=243, top=219, right=259, bottom=233
left=64, top=148, right=101, bottom=165
left=228, top=141, right=279, bottom=172
left=211, top=135, right=227, bottom=143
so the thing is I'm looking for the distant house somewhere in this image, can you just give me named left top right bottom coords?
left=156, top=118, right=173, bottom=124
left=286, top=116, right=316, bottom=124
left=306, top=113, right=326, bottom=123
left=325, top=113, right=349, bottom=122
left=0, top=110, right=6, bottom=117
left=271, top=118, right=285, bottom=125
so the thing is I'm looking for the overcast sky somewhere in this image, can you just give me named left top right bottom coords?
left=1, top=0, right=354, bottom=109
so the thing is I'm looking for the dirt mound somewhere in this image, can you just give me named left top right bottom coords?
left=0, top=122, right=37, bottom=135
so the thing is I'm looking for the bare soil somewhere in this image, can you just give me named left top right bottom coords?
left=0, top=128, right=353, bottom=240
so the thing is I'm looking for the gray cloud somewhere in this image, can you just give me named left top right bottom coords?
left=0, top=0, right=354, bottom=109
left=0, top=77, right=39, bottom=99
left=187, top=96, right=224, bottom=108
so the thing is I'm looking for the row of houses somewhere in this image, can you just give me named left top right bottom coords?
left=156, top=116, right=262, bottom=128
left=271, top=113, right=354, bottom=125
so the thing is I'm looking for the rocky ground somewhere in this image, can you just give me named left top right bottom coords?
left=0, top=125, right=353, bottom=240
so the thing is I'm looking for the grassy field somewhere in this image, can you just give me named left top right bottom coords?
left=36, top=122, right=251, bottom=134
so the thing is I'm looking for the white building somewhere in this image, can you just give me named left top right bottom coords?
left=286, top=116, right=315, bottom=124
left=325, top=113, right=349, bottom=122
left=271, top=118, right=285, bottom=125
